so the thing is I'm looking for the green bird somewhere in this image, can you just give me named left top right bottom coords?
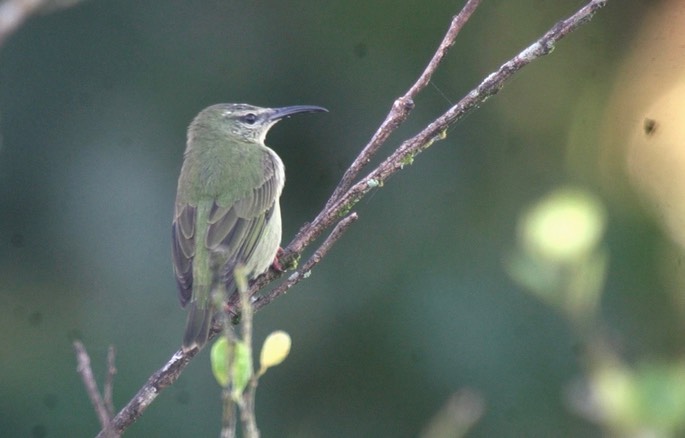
left=173, top=103, right=327, bottom=352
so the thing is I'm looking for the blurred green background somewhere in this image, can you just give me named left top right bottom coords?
left=1, top=0, right=681, bottom=437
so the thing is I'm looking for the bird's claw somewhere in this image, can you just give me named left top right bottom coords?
left=271, top=247, right=285, bottom=272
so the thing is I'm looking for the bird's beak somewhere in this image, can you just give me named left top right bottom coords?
left=267, top=105, right=328, bottom=122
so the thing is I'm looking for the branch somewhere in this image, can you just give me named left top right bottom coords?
left=325, top=0, right=483, bottom=208
left=286, top=0, right=608, bottom=258
left=95, top=347, right=199, bottom=438
left=73, top=341, right=119, bottom=437
left=253, top=212, right=358, bottom=311
left=0, top=0, right=87, bottom=48
left=104, top=346, right=117, bottom=418
left=84, top=0, right=607, bottom=435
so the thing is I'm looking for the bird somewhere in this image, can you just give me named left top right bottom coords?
left=172, top=103, right=327, bottom=352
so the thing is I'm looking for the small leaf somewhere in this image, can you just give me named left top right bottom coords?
left=210, top=337, right=231, bottom=387
left=210, top=337, right=253, bottom=398
left=259, top=331, right=292, bottom=376
left=231, top=341, right=252, bottom=402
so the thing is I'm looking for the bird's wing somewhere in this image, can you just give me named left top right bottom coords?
left=172, top=154, right=283, bottom=307
left=172, top=203, right=196, bottom=307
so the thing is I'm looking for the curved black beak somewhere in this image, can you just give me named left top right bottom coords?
left=268, top=105, right=328, bottom=122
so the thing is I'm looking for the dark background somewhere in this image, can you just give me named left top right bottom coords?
left=1, top=1, right=679, bottom=437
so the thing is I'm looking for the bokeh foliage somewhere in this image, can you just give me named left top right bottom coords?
left=1, top=1, right=679, bottom=437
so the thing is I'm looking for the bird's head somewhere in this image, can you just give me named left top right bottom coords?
left=189, top=103, right=327, bottom=145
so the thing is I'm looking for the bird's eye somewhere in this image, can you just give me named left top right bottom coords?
left=242, top=113, right=257, bottom=124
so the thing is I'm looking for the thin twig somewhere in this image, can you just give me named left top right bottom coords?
left=244, top=374, right=260, bottom=438
left=217, top=281, right=238, bottom=438
left=220, top=388, right=237, bottom=438
left=82, top=1, right=607, bottom=435
left=103, top=346, right=117, bottom=418
left=73, top=341, right=115, bottom=433
left=236, top=266, right=260, bottom=438
left=254, top=212, right=358, bottom=311
left=95, top=347, right=199, bottom=438
left=240, top=383, right=259, bottom=437
left=284, top=0, right=607, bottom=260
left=419, top=389, right=485, bottom=438
left=0, top=0, right=87, bottom=48
left=0, top=0, right=43, bottom=47
left=324, top=0, right=482, bottom=209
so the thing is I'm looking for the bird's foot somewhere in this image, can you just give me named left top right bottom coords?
left=223, top=302, right=241, bottom=324
left=271, top=247, right=285, bottom=272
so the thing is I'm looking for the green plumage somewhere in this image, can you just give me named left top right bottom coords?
left=173, top=103, right=326, bottom=352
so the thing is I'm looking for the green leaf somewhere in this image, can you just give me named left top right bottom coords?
left=211, top=336, right=231, bottom=388
left=231, top=341, right=252, bottom=402
left=211, top=337, right=254, bottom=401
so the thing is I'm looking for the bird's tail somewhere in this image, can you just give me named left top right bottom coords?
left=182, top=301, right=212, bottom=352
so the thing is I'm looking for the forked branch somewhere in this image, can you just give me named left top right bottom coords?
left=77, top=1, right=608, bottom=435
